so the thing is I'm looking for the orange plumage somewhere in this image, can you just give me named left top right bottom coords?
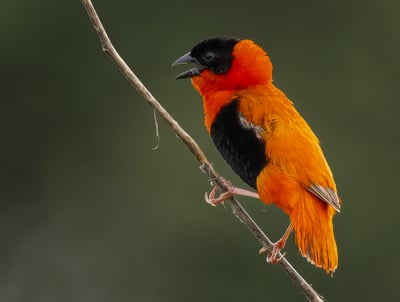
left=173, top=37, right=341, bottom=274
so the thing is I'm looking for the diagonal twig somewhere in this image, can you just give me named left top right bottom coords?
left=81, top=1, right=325, bottom=301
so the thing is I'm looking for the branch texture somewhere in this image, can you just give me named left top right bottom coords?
left=81, top=1, right=325, bottom=301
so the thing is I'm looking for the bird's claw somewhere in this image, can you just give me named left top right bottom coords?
left=204, top=177, right=235, bottom=206
left=204, top=176, right=259, bottom=206
left=267, top=251, right=286, bottom=263
left=204, top=189, right=217, bottom=207
left=259, top=244, right=286, bottom=264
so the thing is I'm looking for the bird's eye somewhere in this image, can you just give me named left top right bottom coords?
left=202, top=52, right=216, bottom=63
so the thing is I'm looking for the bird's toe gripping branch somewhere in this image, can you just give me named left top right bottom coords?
left=259, top=243, right=287, bottom=264
left=204, top=176, right=260, bottom=206
left=204, top=178, right=235, bottom=206
left=259, top=223, right=293, bottom=264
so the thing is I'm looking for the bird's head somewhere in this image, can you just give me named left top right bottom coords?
left=172, top=37, right=273, bottom=94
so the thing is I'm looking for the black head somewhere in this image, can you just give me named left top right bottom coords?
left=172, top=37, right=240, bottom=79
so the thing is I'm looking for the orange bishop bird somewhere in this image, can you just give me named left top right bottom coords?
left=173, top=37, right=341, bottom=274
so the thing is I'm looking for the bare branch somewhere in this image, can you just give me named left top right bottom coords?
left=81, top=1, right=325, bottom=301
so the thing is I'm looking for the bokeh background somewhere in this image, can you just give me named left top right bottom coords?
left=1, top=0, right=399, bottom=301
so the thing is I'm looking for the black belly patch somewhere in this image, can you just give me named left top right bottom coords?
left=210, top=99, right=267, bottom=189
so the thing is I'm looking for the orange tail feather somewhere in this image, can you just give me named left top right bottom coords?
left=291, top=191, right=338, bottom=274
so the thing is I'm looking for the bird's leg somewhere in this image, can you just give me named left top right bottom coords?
left=204, top=176, right=259, bottom=206
left=259, top=223, right=293, bottom=263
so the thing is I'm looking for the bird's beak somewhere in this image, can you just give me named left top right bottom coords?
left=172, top=52, right=204, bottom=80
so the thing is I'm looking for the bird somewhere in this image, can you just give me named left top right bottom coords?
left=172, top=37, right=341, bottom=274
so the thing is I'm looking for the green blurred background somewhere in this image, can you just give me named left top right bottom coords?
left=1, top=0, right=399, bottom=301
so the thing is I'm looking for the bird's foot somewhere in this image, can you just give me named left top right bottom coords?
left=204, top=177, right=260, bottom=206
left=204, top=176, right=260, bottom=207
left=204, top=177, right=235, bottom=206
left=258, top=223, right=292, bottom=263
left=259, top=241, right=287, bottom=263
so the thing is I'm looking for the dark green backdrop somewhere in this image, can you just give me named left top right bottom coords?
left=1, top=0, right=399, bottom=301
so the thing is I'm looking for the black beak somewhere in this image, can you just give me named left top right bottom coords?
left=172, top=52, right=204, bottom=80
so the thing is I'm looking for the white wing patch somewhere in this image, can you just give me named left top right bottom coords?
left=238, top=113, right=264, bottom=140
left=307, top=184, right=341, bottom=213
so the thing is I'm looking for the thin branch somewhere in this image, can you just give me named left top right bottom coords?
left=81, top=1, right=325, bottom=301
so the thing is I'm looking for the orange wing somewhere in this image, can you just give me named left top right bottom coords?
left=237, top=85, right=340, bottom=273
